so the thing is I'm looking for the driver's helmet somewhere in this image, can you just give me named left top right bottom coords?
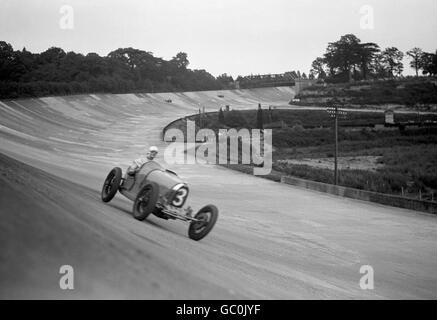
left=147, top=146, right=158, bottom=160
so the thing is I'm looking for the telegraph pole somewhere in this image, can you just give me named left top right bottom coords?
left=334, top=105, right=338, bottom=185
left=327, top=100, right=346, bottom=186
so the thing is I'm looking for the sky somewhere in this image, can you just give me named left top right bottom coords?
left=1, top=0, right=436, bottom=77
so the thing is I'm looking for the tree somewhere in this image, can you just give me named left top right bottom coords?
left=370, top=53, right=388, bottom=78
left=432, top=51, right=437, bottom=76
left=39, top=47, right=66, bottom=66
left=218, top=107, right=225, bottom=124
left=0, top=41, right=13, bottom=58
left=324, top=34, right=362, bottom=82
left=0, top=41, right=15, bottom=81
left=0, top=42, right=228, bottom=99
left=407, top=48, right=424, bottom=77
left=256, top=103, right=264, bottom=129
left=107, top=47, right=160, bottom=84
left=381, top=47, right=404, bottom=77
left=310, top=57, right=327, bottom=79
left=419, top=51, right=437, bottom=76
left=82, top=53, right=108, bottom=78
left=358, top=42, right=380, bottom=80
left=14, top=47, right=37, bottom=81
left=171, top=52, right=189, bottom=69
left=217, top=73, right=234, bottom=89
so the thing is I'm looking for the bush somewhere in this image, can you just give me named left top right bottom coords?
left=224, top=110, right=248, bottom=128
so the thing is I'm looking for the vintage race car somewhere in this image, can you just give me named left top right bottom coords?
left=101, top=161, right=218, bottom=241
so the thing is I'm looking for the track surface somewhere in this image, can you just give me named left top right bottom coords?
left=0, top=88, right=436, bottom=299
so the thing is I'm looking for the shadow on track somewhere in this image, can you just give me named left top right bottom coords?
left=105, top=200, right=182, bottom=234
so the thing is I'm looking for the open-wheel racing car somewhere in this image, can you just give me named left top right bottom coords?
left=101, top=161, right=218, bottom=241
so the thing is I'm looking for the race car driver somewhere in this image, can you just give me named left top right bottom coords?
left=126, top=146, right=159, bottom=177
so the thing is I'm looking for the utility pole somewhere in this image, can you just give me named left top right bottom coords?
left=327, top=100, right=347, bottom=186
left=334, top=108, right=338, bottom=185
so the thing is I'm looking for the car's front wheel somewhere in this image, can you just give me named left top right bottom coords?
left=101, top=167, right=122, bottom=203
left=188, top=205, right=218, bottom=241
left=132, top=182, right=159, bottom=221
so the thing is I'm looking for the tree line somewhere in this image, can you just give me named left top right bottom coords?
left=0, top=41, right=231, bottom=99
left=2, top=36, right=436, bottom=99
left=310, top=34, right=437, bottom=83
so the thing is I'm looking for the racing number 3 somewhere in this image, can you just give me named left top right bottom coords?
left=172, top=187, right=188, bottom=206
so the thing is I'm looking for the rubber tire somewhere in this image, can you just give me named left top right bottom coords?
left=132, top=182, right=159, bottom=221
left=101, top=167, right=122, bottom=203
left=188, top=205, right=219, bottom=241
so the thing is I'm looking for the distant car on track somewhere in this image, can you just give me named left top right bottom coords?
left=101, top=161, right=218, bottom=241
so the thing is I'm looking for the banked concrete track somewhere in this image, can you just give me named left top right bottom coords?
left=0, top=87, right=436, bottom=299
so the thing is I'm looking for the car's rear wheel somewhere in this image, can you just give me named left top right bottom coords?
left=101, top=167, right=122, bottom=203
left=188, top=205, right=218, bottom=241
left=133, top=182, right=159, bottom=221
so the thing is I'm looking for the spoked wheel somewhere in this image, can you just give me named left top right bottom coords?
left=188, top=205, right=218, bottom=241
left=132, top=182, right=159, bottom=221
left=101, top=167, right=122, bottom=203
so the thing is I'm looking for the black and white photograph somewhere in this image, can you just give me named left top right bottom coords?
left=0, top=0, right=436, bottom=304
